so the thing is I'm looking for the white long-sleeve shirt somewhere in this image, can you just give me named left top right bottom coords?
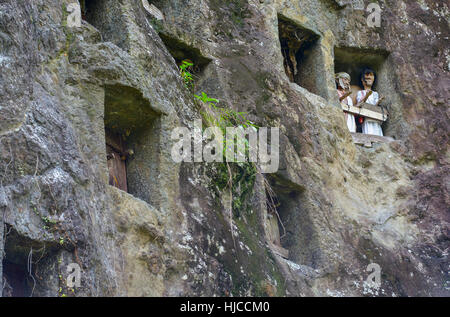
left=356, top=90, right=383, bottom=136
left=357, top=90, right=379, bottom=105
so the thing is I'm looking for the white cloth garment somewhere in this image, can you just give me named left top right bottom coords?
left=343, top=96, right=356, bottom=133
left=357, top=90, right=383, bottom=136
left=357, top=90, right=379, bottom=106
left=338, top=89, right=356, bottom=133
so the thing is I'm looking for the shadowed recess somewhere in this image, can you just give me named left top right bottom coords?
left=104, top=85, right=158, bottom=138
left=278, top=14, right=327, bottom=98
left=103, top=84, right=160, bottom=206
left=159, top=33, right=212, bottom=73
left=265, top=175, right=322, bottom=267
left=334, top=46, right=389, bottom=88
left=2, top=226, right=52, bottom=297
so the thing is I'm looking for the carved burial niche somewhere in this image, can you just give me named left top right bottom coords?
left=159, top=33, right=212, bottom=77
left=264, top=176, right=319, bottom=267
left=81, top=0, right=128, bottom=49
left=334, top=47, right=391, bottom=134
left=2, top=226, right=46, bottom=297
left=265, top=177, right=304, bottom=261
left=104, top=85, right=159, bottom=204
left=81, top=0, right=97, bottom=22
left=278, top=15, right=324, bottom=96
left=145, top=0, right=211, bottom=72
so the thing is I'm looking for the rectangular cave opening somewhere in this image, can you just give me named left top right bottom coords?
left=159, top=33, right=212, bottom=76
left=81, top=0, right=99, bottom=22
left=104, top=85, right=160, bottom=205
left=1, top=226, right=46, bottom=297
left=334, top=47, right=396, bottom=137
left=265, top=178, right=320, bottom=267
left=81, top=0, right=127, bottom=48
left=264, top=177, right=306, bottom=262
left=278, top=14, right=325, bottom=97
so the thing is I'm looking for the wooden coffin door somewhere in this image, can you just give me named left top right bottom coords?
left=106, top=131, right=128, bottom=192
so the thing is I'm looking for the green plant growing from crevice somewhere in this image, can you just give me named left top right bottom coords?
left=196, top=92, right=258, bottom=128
left=194, top=91, right=219, bottom=105
left=179, top=60, right=262, bottom=248
left=42, top=216, right=58, bottom=225
left=195, top=91, right=258, bottom=160
left=180, top=59, right=195, bottom=90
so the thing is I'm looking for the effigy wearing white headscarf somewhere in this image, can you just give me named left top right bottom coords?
left=335, top=72, right=351, bottom=90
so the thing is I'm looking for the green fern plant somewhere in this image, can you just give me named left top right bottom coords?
left=180, top=59, right=194, bottom=89
left=179, top=61, right=261, bottom=247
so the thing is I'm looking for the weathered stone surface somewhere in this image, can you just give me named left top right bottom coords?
left=0, top=0, right=448, bottom=297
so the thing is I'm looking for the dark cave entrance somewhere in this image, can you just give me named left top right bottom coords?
left=1, top=226, right=47, bottom=297
left=142, top=2, right=215, bottom=96
left=2, top=259, right=31, bottom=297
left=156, top=31, right=216, bottom=101
left=265, top=188, right=296, bottom=260
left=264, top=176, right=310, bottom=264
left=81, top=0, right=128, bottom=49
left=267, top=188, right=298, bottom=259
left=104, top=85, right=160, bottom=205
left=278, top=15, right=326, bottom=98
left=159, top=33, right=212, bottom=79
left=81, top=0, right=96, bottom=22
left=263, top=174, right=322, bottom=268
left=143, top=0, right=212, bottom=74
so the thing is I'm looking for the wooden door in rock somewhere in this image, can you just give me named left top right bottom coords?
left=106, top=130, right=128, bottom=192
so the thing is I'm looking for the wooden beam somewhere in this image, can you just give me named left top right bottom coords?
left=341, top=102, right=387, bottom=122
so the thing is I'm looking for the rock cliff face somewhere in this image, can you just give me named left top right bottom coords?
left=0, top=0, right=448, bottom=296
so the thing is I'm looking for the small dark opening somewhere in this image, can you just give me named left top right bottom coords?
left=264, top=176, right=321, bottom=267
left=2, top=260, right=32, bottom=297
left=159, top=33, right=212, bottom=74
left=80, top=0, right=128, bottom=49
left=1, top=227, right=47, bottom=297
left=355, top=116, right=363, bottom=133
left=265, top=176, right=309, bottom=263
left=267, top=187, right=301, bottom=253
left=278, top=15, right=321, bottom=94
left=81, top=0, right=96, bottom=22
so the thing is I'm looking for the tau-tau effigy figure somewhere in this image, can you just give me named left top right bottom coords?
left=336, top=72, right=356, bottom=133
left=356, top=68, right=384, bottom=136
